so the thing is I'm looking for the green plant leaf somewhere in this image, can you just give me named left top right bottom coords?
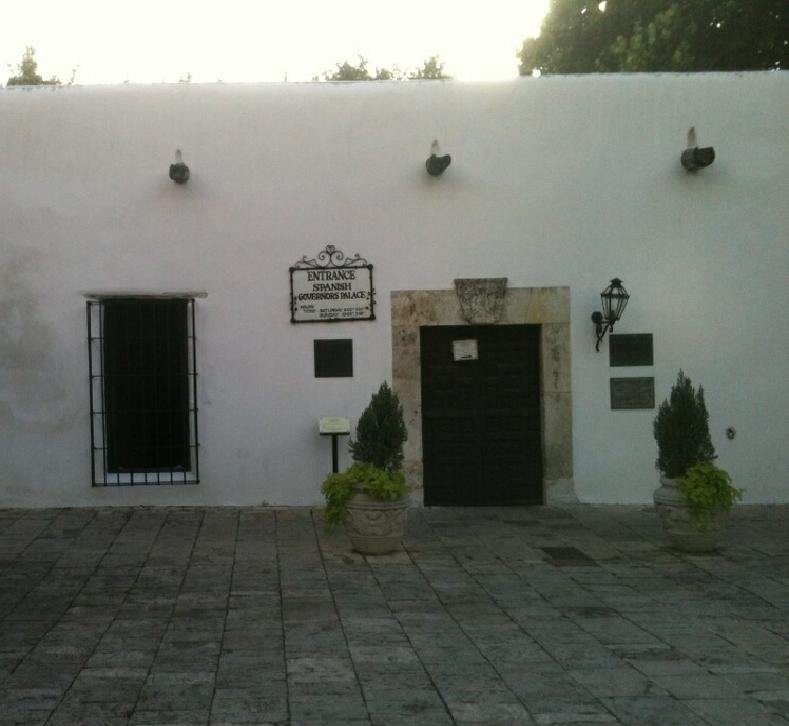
left=678, top=462, right=743, bottom=530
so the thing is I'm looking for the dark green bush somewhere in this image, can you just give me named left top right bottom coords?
left=653, top=370, right=716, bottom=478
left=349, top=382, right=407, bottom=471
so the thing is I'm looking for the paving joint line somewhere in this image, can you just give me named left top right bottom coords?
left=274, top=509, right=293, bottom=726
left=364, top=540, right=457, bottom=726
left=310, top=508, right=375, bottom=726
left=208, top=509, right=241, bottom=725
left=1, top=509, right=101, bottom=686
left=420, top=511, right=623, bottom=724
left=126, top=508, right=207, bottom=724
left=401, top=529, right=538, bottom=724
left=41, top=509, right=166, bottom=725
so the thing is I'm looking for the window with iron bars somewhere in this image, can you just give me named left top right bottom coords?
left=87, top=297, right=199, bottom=486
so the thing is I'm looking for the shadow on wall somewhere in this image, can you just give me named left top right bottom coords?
left=0, top=244, right=69, bottom=430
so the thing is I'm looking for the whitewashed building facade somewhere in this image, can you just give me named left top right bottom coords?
left=1, top=72, right=787, bottom=508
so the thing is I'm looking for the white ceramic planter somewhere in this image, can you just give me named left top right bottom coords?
left=653, top=475, right=727, bottom=552
left=344, top=492, right=409, bottom=555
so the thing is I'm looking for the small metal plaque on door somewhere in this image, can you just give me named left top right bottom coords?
left=452, top=339, right=478, bottom=362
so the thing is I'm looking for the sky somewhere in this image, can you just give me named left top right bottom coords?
left=1, top=0, right=550, bottom=85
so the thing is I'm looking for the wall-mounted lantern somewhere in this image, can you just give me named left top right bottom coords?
left=169, top=149, right=190, bottom=184
left=681, top=126, right=715, bottom=172
left=591, top=278, right=630, bottom=352
left=426, top=139, right=451, bottom=176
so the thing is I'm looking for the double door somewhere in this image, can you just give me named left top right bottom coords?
left=420, top=325, right=542, bottom=505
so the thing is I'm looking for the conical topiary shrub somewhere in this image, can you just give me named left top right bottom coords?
left=349, top=381, right=407, bottom=472
left=653, top=370, right=716, bottom=478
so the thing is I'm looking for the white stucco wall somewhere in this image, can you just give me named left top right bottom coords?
left=1, top=73, right=787, bottom=507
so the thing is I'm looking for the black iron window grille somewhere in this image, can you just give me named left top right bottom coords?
left=87, top=297, right=199, bottom=486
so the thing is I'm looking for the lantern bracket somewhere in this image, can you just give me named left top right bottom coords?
left=591, top=278, right=630, bottom=352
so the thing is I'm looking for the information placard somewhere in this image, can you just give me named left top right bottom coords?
left=290, top=245, right=375, bottom=323
left=452, top=339, right=478, bottom=361
left=319, top=417, right=351, bottom=435
left=291, top=267, right=373, bottom=322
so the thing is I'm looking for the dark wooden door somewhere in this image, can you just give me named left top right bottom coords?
left=420, top=325, right=542, bottom=505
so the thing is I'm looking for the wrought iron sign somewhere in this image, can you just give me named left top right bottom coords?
left=290, top=245, right=375, bottom=323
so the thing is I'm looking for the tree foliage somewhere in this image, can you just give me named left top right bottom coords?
left=409, top=55, right=452, bottom=79
left=6, top=46, right=60, bottom=86
left=323, top=55, right=450, bottom=81
left=325, top=56, right=373, bottom=80
left=678, top=462, right=742, bottom=530
left=519, top=0, right=788, bottom=75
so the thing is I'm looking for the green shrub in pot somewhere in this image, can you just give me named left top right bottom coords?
left=320, top=382, right=410, bottom=553
left=652, top=370, right=743, bottom=551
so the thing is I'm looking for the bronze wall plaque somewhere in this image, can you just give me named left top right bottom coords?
left=610, top=377, right=655, bottom=410
left=314, top=339, right=353, bottom=378
left=609, top=334, right=653, bottom=367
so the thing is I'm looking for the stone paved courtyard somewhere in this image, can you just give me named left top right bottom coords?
left=0, top=505, right=787, bottom=726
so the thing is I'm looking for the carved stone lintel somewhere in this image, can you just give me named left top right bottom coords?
left=454, top=278, right=508, bottom=324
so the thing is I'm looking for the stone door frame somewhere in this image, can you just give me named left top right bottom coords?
left=391, top=285, right=575, bottom=505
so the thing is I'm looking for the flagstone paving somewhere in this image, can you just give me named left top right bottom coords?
left=0, top=505, right=787, bottom=726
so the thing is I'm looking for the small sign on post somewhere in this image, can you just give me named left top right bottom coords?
left=319, top=417, right=351, bottom=474
left=319, top=417, right=351, bottom=435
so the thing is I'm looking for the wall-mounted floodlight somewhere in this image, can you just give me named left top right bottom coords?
left=681, top=126, right=715, bottom=172
left=591, top=278, right=630, bottom=352
left=169, top=149, right=190, bottom=184
left=426, top=139, right=451, bottom=176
